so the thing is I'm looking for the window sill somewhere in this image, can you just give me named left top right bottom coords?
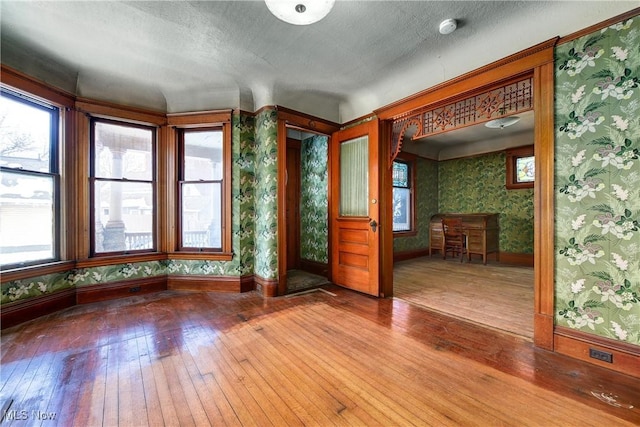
left=76, top=253, right=166, bottom=268
left=1, top=261, right=76, bottom=283
left=168, top=252, right=234, bottom=261
left=393, top=230, right=418, bottom=237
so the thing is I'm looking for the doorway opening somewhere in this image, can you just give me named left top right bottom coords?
left=388, top=88, right=537, bottom=339
left=283, top=127, right=331, bottom=294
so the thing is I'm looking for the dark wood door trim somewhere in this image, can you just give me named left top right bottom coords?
left=286, top=139, right=301, bottom=270
left=376, top=39, right=557, bottom=350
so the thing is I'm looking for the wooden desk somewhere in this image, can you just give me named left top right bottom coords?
left=429, top=213, right=499, bottom=264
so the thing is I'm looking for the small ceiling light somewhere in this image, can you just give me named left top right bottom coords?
left=439, top=18, right=457, bottom=35
left=485, top=116, right=521, bottom=129
left=265, top=0, right=335, bottom=25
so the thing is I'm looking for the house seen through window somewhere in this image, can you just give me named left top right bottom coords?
left=90, top=119, right=156, bottom=255
left=0, top=89, right=59, bottom=268
left=179, top=128, right=224, bottom=251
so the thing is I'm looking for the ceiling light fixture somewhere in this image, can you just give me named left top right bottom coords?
left=485, top=116, right=521, bottom=129
left=265, top=0, right=335, bottom=25
left=439, top=18, right=457, bottom=35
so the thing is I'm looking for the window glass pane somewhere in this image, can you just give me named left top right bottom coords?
left=94, top=122, right=153, bottom=180
left=392, top=161, right=409, bottom=188
left=184, top=130, right=223, bottom=181
left=339, top=136, right=368, bottom=216
left=181, top=182, right=221, bottom=248
left=94, top=181, right=154, bottom=253
left=392, top=187, right=411, bottom=231
left=1, top=172, right=54, bottom=265
left=0, top=92, right=52, bottom=172
left=516, top=156, right=535, bottom=183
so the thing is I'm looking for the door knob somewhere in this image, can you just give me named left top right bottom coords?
left=369, top=219, right=378, bottom=233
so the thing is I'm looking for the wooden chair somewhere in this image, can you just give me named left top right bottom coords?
left=441, top=217, right=468, bottom=262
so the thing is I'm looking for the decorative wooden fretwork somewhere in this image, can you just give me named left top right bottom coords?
left=390, top=77, right=533, bottom=165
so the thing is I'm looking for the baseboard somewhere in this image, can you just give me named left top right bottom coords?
left=76, top=277, right=167, bottom=304
left=534, top=312, right=554, bottom=350
left=167, top=274, right=254, bottom=293
left=499, top=252, right=534, bottom=267
left=554, top=326, right=640, bottom=377
left=1, top=288, right=76, bottom=330
left=255, top=275, right=278, bottom=297
left=393, top=248, right=430, bottom=262
left=299, top=259, right=329, bottom=277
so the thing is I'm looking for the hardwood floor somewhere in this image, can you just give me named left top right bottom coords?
left=1, top=286, right=639, bottom=426
left=394, top=257, right=534, bottom=339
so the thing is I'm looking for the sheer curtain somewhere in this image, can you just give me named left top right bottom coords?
left=339, top=136, right=368, bottom=216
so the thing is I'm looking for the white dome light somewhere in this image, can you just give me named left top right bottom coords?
left=265, top=0, right=335, bottom=25
left=485, top=116, right=521, bottom=129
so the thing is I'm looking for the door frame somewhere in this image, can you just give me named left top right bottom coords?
left=375, top=39, right=557, bottom=350
left=329, top=118, right=381, bottom=296
left=276, top=107, right=340, bottom=296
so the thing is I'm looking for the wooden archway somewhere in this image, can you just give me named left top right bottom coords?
left=375, top=38, right=557, bottom=350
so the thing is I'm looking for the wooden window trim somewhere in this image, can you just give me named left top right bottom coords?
left=0, top=88, right=62, bottom=270
left=89, top=117, right=158, bottom=257
left=506, top=145, right=534, bottom=189
left=169, top=115, right=232, bottom=257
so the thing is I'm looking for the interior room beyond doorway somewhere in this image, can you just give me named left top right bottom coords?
left=284, top=128, right=330, bottom=294
left=392, top=109, right=535, bottom=339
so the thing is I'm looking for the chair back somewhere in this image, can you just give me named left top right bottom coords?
left=442, top=217, right=464, bottom=237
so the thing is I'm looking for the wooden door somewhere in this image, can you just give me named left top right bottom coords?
left=330, top=119, right=380, bottom=296
left=286, top=139, right=301, bottom=270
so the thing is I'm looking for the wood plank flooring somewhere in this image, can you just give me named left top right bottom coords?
left=1, top=286, right=639, bottom=426
left=394, top=257, right=534, bottom=338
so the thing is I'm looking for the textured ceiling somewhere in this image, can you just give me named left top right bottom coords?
left=1, top=1, right=638, bottom=123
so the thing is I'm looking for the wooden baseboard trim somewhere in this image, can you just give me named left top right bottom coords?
left=393, top=248, right=430, bottom=262
left=167, top=275, right=252, bottom=293
left=255, top=275, right=278, bottom=297
left=554, top=327, right=640, bottom=377
left=240, top=275, right=256, bottom=293
left=299, top=259, right=329, bottom=277
left=534, top=312, right=554, bottom=350
left=499, top=252, right=534, bottom=267
left=77, top=277, right=167, bottom=304
left=1, top=288, right=76, bottom=330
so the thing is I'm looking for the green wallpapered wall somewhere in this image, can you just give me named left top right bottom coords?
left=439, top=152, right=535, bottom=254
left=300, top=135, right=329, bottom=264
left=394, top=152, right=534, bottom=255
left=554, top=17, right=639, bottom=346
left=393, top=157, right=438, bottom=253
left=253, top=108, right=279, bottom=280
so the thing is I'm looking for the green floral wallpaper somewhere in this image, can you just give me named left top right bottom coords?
left=438, top=152, right=534, bottom=253
left=394, top=157, right=438, bottom=252
left=1, top=270, right=74, bottom=304
left=300, top=135, right=329, bottom=263
left=233, top=112, right=257, bottom=276
left=253, top=108, right=279, bottom=280
left=555, top=17, right=640, bottom=345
